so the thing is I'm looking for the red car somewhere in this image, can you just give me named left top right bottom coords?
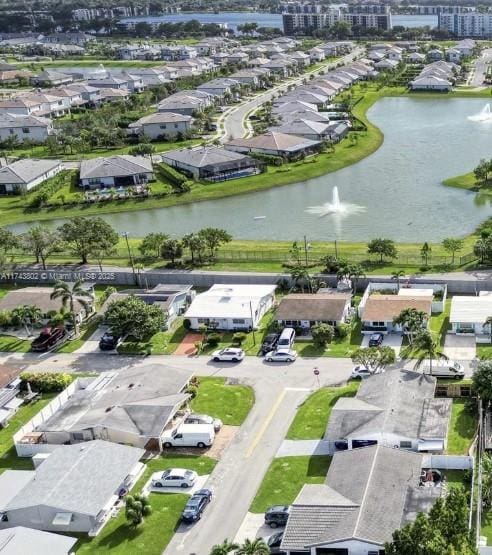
left=31, top=327, right=66, bottom=352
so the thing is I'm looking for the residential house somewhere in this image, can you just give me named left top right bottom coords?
left=44, top=87, right=85, bottom=108
left=278, top=90, right=330, bottom=107
left=272, top=100, right=318, bottom=115
left=271, top=118, right=349, bottom=142
left=65, top=83, right=101, bottom=105
left=0, top=113, right=53, bottom=144
left=261, top=59, right=292, bottom=78
left=225, top=131, right=321, bottom=160
left=184, top=284, right=276, bottom=330
left=101, top=284, right=195, bottom=329
left=427, top=48, right=444, bottom=61
left=88, top=76, right=135, bottom=91
left=446, top=48, right=463, bottom=63
left=0, top=63, right=32, bottom=85
left=18, top=92, right=70, bottom=117
left=0, top=97, right=43, bottom=117
left=0, top=527, right=77, bottom=555
left=0, top=441, right=144, bottom=534
left=42, top=32, right=91, bottom=46
left=281, top=445, right=443, bottom=554
left=128, top=112, right=193, bottom=140
left=0, top=285, right=92, bottom=321
left=309, top=46, right=325, bottom=62
left=79, top=155, right=154, bottom=189
left=289, top=51, right=311, bottom=67
left=455, top=39, right=476, bottom=56
left=277, top=109, right=331, bottom=124
left=122, top=68, right=170, bottom=88
left=410, top=75, right=452, bottom=91
left=0, top=160, right=62, bottom=195
left=98, top=88, right=130, bottom=102
left=449, top=292, right=492, bottom=341
left=31, top=69, right=73, bottom=87
left=275, top=293, right=352, bottom=332
left=161, top=146, right=262, bottom=182
left=374, top=58, right=399, bottom=71
left=160, top=45, right=198, bottom=60
left=359, top=293, right=432, bottom=334
left=408, top=52, right=426, bottom=63
left=248, top=56, right=270, bottom=68
left=229, top=69, right=266, bottom=87
left=158, top=90, right=213, bottom=115
left=225, top=51, right=249, bottom=65
left=325, top=370, right=452, bottom=452
left=14, top=365, right=193, bottom=453
left=197, top=78, right=241, bottom=98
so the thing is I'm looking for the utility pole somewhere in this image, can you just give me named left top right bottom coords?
left=122, top=232, right=136, bottom=284
left=249, top=301, right=256, bottom=346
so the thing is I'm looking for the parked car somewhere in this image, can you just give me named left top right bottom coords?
left=350, top=365, right=384, bottom=380
left=31, top=327, right=66, bottom=352
left=266, top=531, right=285, bottom=554
left=181, top=489, right=213, bottom=523
left=151, top=468, right=198, bottom=488
left=368, top=333, right=384, bottom=347
left=265, top=505, right=290, bottom=528
left=419, top=359, right=465, bottom=380
left=260, top=333, right=280, bottom=356
left=99, top=331, right=121, bottom=351
left=212, top=348, right=245, bottom=362
left=185, top=413, right=222, bottom=432
left=162, top=424, right=215, bottom=448
left=265, top=349, right=297, bottom=363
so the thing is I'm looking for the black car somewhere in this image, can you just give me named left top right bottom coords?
left=260, top=333, right=280, bottom=356
left=267, top=531, right=285, bottom=554
left=368, top=333, right=384, bottom=347
left=181, top=489, right=212, bottom=523
left=265, top=505, right=290, bottom=528
left=99, top=332, right=121, bottom=351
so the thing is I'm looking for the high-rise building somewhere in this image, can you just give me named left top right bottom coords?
left=439, top=12, right=492, bottom=38
left=415, top=5, right=475, bottom=16
left=282, top=10, right=340, bottom=34
left=280, top=2, right=322, bottom=14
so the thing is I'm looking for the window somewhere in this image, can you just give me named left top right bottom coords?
left=22, top=127, right=30, bottom=134
left=232, top=318, right=245, bottom=324
left=372, top=321, right=385, bottom=327
left=400, top=441, right=412, bottom=449
left=197, top=318, right=210, bottom=324
left=9, top=129, right=14, bottom=135
left=72, top=432, right=84, bottom=441
left=160, top=124, right=167, bottom=129
left=174, top=123, right=178, bottom=128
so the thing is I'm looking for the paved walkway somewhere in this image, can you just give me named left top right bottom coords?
left=174, top=333, right=202, bottom=356
left=443, top=334, right=476, bottom=361
left=276, top=439, right=332, bottom=457
left=234, top=512, right=277, bottom=545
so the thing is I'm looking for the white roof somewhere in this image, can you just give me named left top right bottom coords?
left=398, top=288, right=434, bottom=297
left=450, top=295, right=492, bottom=324
left=0, top=527, right=76, bottom=555
left=185, top=284, right=276, bottom=319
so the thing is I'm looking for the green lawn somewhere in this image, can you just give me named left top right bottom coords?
left=190, top=377, right=255, bottom=426
left=286, top=383, right=359, bottom=440
left=76, top=454, right=216, bottom=555
left=0, top=393, right=57, bottom=474
left=446, top=400, right=477, bottom=455
left=118, top=319, right=188, bottom=355
left=431, top=298, right=451, bottom=344
left=295, top=320, right=363, bottom=358
left=57, top=320, right=100, bottom=353
left=477, top=344, right=492, bottom=360
left=0, top=334, right=31, bottom=353
left=250, top=455, right=331, bottom=513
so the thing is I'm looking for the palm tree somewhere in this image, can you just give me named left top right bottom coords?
left=413, top=329, right=448, bottom=376
left=393, top=308, right=427, bottom=345
left=11, top=305, right=42, bottom=336
left=236, top=538, right=270, bottom=555
left=391, top=270, right=405, bottom=292
left=210, top=539, right=239, bottom=555
left=349, top=264, right=366, bottom=294
left=50, top=280, right=93, bottom=337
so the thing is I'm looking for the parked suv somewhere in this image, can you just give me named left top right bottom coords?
left=99, top=332, right=121, bottom=351
left=368, top=333, right=384, bottom=347
left=31, top=327, right=66, bottom=352
left=260, top=333, right=280, bottom=356
left=265, top=505, right=290, bottom=528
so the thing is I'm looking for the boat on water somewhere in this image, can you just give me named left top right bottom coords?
left=253, top=216, right=266, bottom=220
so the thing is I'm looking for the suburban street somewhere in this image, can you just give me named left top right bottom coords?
left=218, top=47, right=364, bottom=142
left=468, top=47, right=492, bottom=86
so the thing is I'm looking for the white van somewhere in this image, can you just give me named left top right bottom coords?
left=277, top=327, right=296, bottom=348
left=162, top=424, right=215, bottom=448
left=420, top=359, right=465, bottom=380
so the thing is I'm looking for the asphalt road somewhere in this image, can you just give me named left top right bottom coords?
left=469, top=48, right=492, bottom=87
left=218, top=48, right=364, bottom=143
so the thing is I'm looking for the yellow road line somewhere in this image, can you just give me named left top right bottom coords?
left=245, top=389, right=286, bottom=459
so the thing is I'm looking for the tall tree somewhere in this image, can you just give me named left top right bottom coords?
left=11, top=305, right=42, bottom=336
left=412, top=329, right=447, bottom=376
left=21, top=226, right=63, bottom=270
left=139, top=232, right=169, bottom=259
left=209, top=539, right=239, bottom=555
left=182, top=233, right=206, bottom=264
left=105, top=295, right=165, bottom=341
left=391, top=269, right=405, bottom=292
left=351, top=346, right=395, bottom=372
left=236, top=538, right=270, bottom=555
left=420, top=242, right=432, bottom=266
left=50, top=279, right=93, bottom=336
left=393, top=308, right=428, bottom=344
left=161, top=239, right=183, bottom=265
left=472, top=360, right=492, bottom=402
left=441, top=238, right=463, bottom=265
left=58, top=217, right=118, bottom=265
left=198, top=228, right=232, bottom=258
left=367, top=238, right=397, bottom=263
left=125, top=494, right=152, bottom=527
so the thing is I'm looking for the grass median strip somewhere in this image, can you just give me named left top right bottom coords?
left=250, top=455, right=331, bottom=513
left=286, top=383, right=359, bottom=440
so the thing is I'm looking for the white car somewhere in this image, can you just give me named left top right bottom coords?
left=212, top=348, right=245, bottom=362
left=185, top=413, right=223, bottom=432
left=151, top=468, right=198, bottom=488
left=265, top=349, right=297, bottom=362
left=350, top=365, right=384, bottom=380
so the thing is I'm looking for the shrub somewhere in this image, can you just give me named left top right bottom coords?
left=183, top=318, right=191, bottom=330
left=232, top=332, right=246, bottom=345
left=336, top=323, right=351, bottom=339
left=186, top=385, right=198, bottom=399
left=158, top=163, right=187, bottom=187
left=20, top=372, right=74, bottom=392
left=206, top=332, right=221, bottom=347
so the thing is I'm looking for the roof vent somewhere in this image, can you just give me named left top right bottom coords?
left=105, top=406, right=113, bottom=413
left=128, top=383, right=135, bottom=389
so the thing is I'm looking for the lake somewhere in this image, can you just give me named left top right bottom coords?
left=121, top=11, right=437, bottom=30
left=10, top=98, right=492, bottom=243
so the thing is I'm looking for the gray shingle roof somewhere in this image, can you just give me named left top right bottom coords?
left=162, top=146, right=252, bottom=168
left=5, top=441, right=143, bottom=516
left=0, top=159, right=61, bottom=185
left=80, top=155, right=152, bottom=180
left=0, top=113, right=51, bottom=129
left=0, top=527, right=77, bottom=555
left=325, top=370, right=452, bottom=442
left=282, top=445, right=432, bottom=551
left=275, top=293, right=350, bottom=321
left=226, top=131, right=320, bottom=154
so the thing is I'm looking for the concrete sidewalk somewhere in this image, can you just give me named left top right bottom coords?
left=276, top=439, right=332, bottom=457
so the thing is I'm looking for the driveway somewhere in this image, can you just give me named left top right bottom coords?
left=468, top=48, right=492, bottom=87
left=361, top=334, right=403, bottom=355
left=234, top=512, right=278, bottom=545
left=73, top=326, right=108, bottom=354
left=443, top=334, right=476, bottom=361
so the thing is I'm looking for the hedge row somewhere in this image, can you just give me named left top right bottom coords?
left=158, top=162, right=188, bottom=186
left=20, top=372, right=74, bottom=392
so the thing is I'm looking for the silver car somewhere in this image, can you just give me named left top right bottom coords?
left=185, top=413, right=223, bottom=432
left=265, top=349, right=297, bottom=362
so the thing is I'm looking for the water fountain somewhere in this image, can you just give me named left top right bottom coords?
left=305, top=186, right=366, bottom=217
left=468, top=103, right=492, bottom=122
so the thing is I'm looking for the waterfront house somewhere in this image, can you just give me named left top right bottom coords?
left=184, top=283, right=276, bottom=331
left=272, top=100, right=319, bottom=115
left=325, top=370, right=452, bottom=452
left=410, top=75, right=452, bottom=91
left=79, top=155, right=154, bottom=189
left=280, top=445, right=443, bottom=554
left=128, top=112, right=193, bottom=140
left=0, top=113, right=53, bottom=144
left=225, top=131, right=321, bottom=160
left=449, top=293, right=492, bottom=341
left=0, top=160, right=62, bottom=194
left=14, top=365, right=193, bottom=453
left=271, top=118, right=349, bottom=142
left=275, top=293, right=352, bottom=332
left=0, top=441, right=144, bottom=535
left=161, top=146, right=262, bottom=182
